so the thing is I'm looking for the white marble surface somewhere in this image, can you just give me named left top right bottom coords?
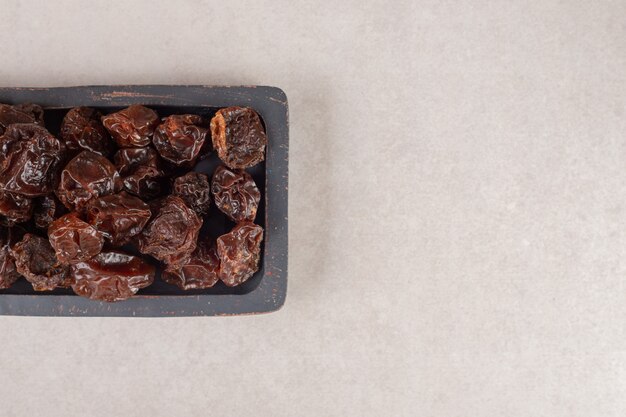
left=1, top=1, right=626, bottom=415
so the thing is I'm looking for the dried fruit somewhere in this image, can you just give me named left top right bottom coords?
left=0, top=101, right=269, bottom=300
left=0, top=103, right=44, bottom=134
left=86, top=192, right=151, bottom=246
left=217, top=222, right=263, bottom=286
left=114, top=147, right=164, bottom=199
left=211, top=165, right=260, bottom=222
left=153, top=115, right=208, bottom=166
left=0, top=123, right=66, bottom=196
left=33, top=195, right=66, bottom=229
left=56, top=151, right=121, bottom=211
left=138, top=195, right=202, bottom=264
left=12, top=103, right=45, bottom=125
left=101, top=105, right=159, bottom=148
left=172, top=172, right=211, bottom=216
left=0, top=191, right=32, bottom=224
left=210, top=107, right=266, bottom=169
left=71, top=251, right=155, bottom=301
left=162, top=239, right=220, bottom=289
left=11, top=233, right=69, bottom=291
left=60, top=107, right=113, bottom=156
left=0, top=226, right=24, bottom=289
left=48, top=212, right=104, bottom=265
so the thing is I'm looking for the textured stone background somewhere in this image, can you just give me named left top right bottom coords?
left=1, top=1, right=625, bottom=415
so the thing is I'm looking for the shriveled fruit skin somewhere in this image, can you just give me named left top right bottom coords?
left=217, top=222, right=263, bottom=287
left=71, top=251, right=155, bottom=302
left=0, top=123, right=66, bottom=197
left=10, top=233, right=69, bottom=291
left=0, top=226, right=24, bottom=289
left=153, top=115, right=208, bottom=166
left=0, top=191, right=32, bottom=225
left=114, top=147, right=164, bottom=199
left=33, top=195, right=67, bottom=229
left=48, top=212, right=104, bottom=265
left=11, top=104, right=44, bottom=126
left=172, top=172, right=211, bottom=216
left=101, top=105, right=159, bottom=148
left=137, top=196, right=202, bottom=264
left=86, top=192, right=151, bottom=246
left=56, top=151, right=122, bottom=211
left=163, top=239, right=220, bottom=290
left=0, top=103, right=44, bottom=135
left=211, top=165, right=260, bottom=222
left=60, top=107, right=113, bottom=156
left=210, top=107, right=266, bottom=169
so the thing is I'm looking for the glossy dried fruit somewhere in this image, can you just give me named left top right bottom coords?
left=0, top=226, right=24, bottom=289
left=210, top=107, right=266, bottom=169
left=101, top=105, right=159, bottom=148
left=163, top=239, right=220, bottom=290
left=60, top=107, right=113, bottom=156
left=86, top=192, right=151, bottom=246
left=0, top=191, right=32, bottom=224
left=56, top=151, right=121, bottom=211
left=114, top=147, right=164, bottom=199
left=217, top=222, right=263, bottom=286
left=48, top=212, right=104, bottom=265
left=0, top=103, right=44, bottom=134
left=153, top=115, right=208, bottom=166
left=33, top=195, right=66, bottom=229
left=172, top=172, right=211, bottom=216
left=0, top=100, right=271, bottom=300
left=211, top=165, right=260, bottom=222
left=0, top=123, right=66, bottom=196
left=138, top=196, right=202, bottom=264
left=11, top=233, right=69, bottom=291
left=71, top=251, right=155, bottom=302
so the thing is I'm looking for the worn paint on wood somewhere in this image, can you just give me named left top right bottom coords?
left=0, top=85, right=288, bottom=317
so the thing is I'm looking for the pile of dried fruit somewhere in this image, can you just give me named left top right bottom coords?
left=0, top=103, right=266, bottom=301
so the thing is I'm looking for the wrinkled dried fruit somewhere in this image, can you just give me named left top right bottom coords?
left=13, top=103, right=45, bottom=125
left=0, top=103, right=44, bottom=134
left=0, top=100, right=270, bottom=300
left=153, top=115, right=208, bottom=166
left=56, top=151, right=121, bottom=211
left=71, top=251, right=155, bottom=302
left=211, top=165, right=260, bottom=222
left=48, top=212, right=104, bottom=265
left=0, top=226, right=24, bottom=289
left=163, top=239, right=220, bottom=290
left=210, top=107, right=266, bottom=169
left=0, top=191, right=32, bottom=224
left=60, top=107, right=113, bottom=156
left=33, top=195, right=66, bottom=229
left=11, top=233, right=68, bottom=291
left=217, top=222, right=263, bottom=286
left=114, top=147, right=164, bottom=199
left=86, top=192, right=151, bottom=246
left=0, top=123, right=66, bottom=196
left=102, top=105, right=159, bottom=148
left=138, top=195, right=202, bottom=264
left=172, top=172, right=211, bottom=215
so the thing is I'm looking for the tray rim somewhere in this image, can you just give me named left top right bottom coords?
left=0, top=85, right=289, bottom=317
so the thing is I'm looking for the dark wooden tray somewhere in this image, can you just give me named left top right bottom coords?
left=0, top=85, right=288, bottom=316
